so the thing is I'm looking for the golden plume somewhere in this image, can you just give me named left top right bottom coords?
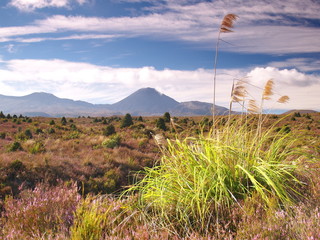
left=248, top=99, right=260, bottom=114
left=277, top=95, right=289, bottom=103
left=262, top=79, right=274, bottom=100
left=231, top=79, right=247, bottom=102
left=220, top=14, right=239, bottom=33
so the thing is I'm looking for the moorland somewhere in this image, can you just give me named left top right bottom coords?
left=0, top=111, right=319, bottom=239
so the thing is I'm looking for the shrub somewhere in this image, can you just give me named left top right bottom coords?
left=49, top=120, right=55, bottom=125
left=156, top=118, right=167, bottom=131
left=294, top=112, right=301, bottom=117
left=48, top=128, right=55, bottom=134
left=7, top=141, right=23, bottom=152
left=121, top=113, right=133, bottom=128
left=35, top=128, right=43, bottom=134
left=102, top=135, right=121, bottom=149
left=0, top=132, right=6, bottom=139
left=103, top=124, right=116, bottom=136
left=24, top=129, right=33, bottom=139
left=163, top=112, right=170, bottom=123
left=61, top=117, right=67, bottom=125
left=70, top=124, right=77, bottom=131
left=8, top=160, right=25, bottom=171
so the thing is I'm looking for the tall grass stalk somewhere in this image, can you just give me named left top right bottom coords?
left=212, top=14, right=238, bottom=125
left=127, top=119, right=306, bottom=234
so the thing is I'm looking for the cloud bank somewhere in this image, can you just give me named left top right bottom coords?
left=0, top=59, right=319, bottom=111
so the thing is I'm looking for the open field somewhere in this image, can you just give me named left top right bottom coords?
left=0, top=112, right=319, bottom=239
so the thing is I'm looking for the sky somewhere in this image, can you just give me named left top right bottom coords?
left=0, top=0, right=319, bottom=112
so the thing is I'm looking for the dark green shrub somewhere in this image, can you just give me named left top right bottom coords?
left=121, top=113, right=133, bottom=128
left=163, top=112, right=171, bottom=123
left=7, top=141, right=23, bottom=152
left=103, top=125, right=116, bottom=136
left=304, top=114, right=311, bottom=119
left=70, top=124, right=77, bottom=131
left=25, top=129, right=33, bottom=139
left=293, top=112, right=301, bottom=117
left=0, top=132, right=6, bottom=139
left=35, top=128, right=43, bottom=134
left=156, top=118, right=167, bottom=131
left=61, top=117, right=67, bottom=125
left=49, top=120, right=55, bottom=125
left=8, top=159, right=25, bottom=171
left=48, top=128, right=55, bottom=134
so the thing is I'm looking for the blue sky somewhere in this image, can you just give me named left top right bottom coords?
left=0, top=0, right=319, bottom=112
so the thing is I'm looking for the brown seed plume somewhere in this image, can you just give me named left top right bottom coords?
left=277, top=95, right=289, bottom=103
left=262, top=79, right=274, bottom=100
left=248, top=99, right=260, bottom=114
left=220, top=14, right=239, bottom=33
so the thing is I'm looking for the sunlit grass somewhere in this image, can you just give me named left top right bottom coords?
left=127, top=118, right=309, bottom=234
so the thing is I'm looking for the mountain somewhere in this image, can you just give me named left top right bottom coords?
left=0, top=92, right=112, bottom=117
left=110, top=88, right=179, bottom=115
left=0, top=88, right=228, bottom=117
left=172, top=101, right=229, bottom=116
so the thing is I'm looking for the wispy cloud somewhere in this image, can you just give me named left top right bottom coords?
left=268, top=58, right=320, bottom=72
left=2, top=0, right=320, bottom=54
left=0, top=59, right=319, bottom=110
left=9, top=0, right=88, bottom=11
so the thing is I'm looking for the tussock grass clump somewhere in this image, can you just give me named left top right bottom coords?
left=128, top=119, right=308, bottom=234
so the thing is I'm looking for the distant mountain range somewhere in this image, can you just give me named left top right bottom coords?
left=0, top=87, right=229, bottom=117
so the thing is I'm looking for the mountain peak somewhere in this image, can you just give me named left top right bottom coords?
left=135, top=87, right=162, bottom=96
left=111, top=87, right=179, bottom=115
left=25, top=92, right=58, bottom=100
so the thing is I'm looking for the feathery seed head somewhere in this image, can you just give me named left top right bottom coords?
left=220, top=14, right=238, bottom=33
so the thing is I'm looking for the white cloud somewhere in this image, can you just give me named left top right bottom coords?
left=9, top=0, right=88, bottom=11
left=246, top=67, right=320, bottom=110
left=268, top=58, right=320, bottom=72
left=0, top=59, right=319, bottom=111
left=1, top=0, right=319, bottom=54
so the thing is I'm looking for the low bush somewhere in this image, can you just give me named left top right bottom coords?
left=102, top=135, right=121, bottom=149
left=7, top=141, right=23, bottom=152
left=103, top=124, right=116, bottom=136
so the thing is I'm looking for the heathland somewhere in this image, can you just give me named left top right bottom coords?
left=0, top=111, right=319, bottom=239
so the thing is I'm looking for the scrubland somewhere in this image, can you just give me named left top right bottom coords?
left=0, top=112, right=319, bottom=239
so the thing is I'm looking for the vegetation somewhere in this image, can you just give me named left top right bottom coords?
left=103, top=124, right=116, bottom=136
left=121, top=113, right=133, bottom=128
left=156, top=117, right=167, bottom=131
left=0, top=111, right=318, bottom=239
left=0, top=14, right=319, bottom=240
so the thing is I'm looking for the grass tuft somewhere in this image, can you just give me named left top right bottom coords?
left=127, top=119, right=309, bottom=234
